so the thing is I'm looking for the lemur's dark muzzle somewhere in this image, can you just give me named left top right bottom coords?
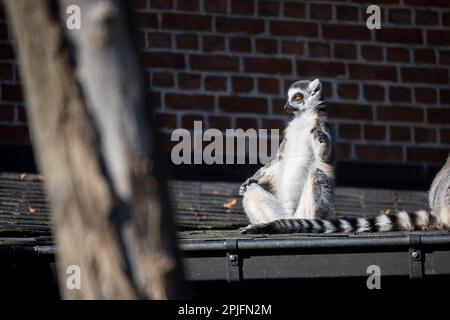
left=284, top=102, right=295, bottom=113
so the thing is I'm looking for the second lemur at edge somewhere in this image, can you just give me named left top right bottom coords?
left=239, top=78, right=450, bottom=234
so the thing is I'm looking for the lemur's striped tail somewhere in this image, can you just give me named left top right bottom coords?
left=240, top=210, right=446, bottom=234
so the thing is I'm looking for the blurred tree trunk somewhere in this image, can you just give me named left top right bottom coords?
left=5, top=0, right=185, bottom=299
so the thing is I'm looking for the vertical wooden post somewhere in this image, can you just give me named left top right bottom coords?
left=5, top=0, right=185, bottom=299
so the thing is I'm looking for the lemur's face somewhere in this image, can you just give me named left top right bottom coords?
left=284, top=79, right=323, bottom=113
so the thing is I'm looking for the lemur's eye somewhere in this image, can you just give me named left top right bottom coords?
left=294, top=94, right=303, bottom=102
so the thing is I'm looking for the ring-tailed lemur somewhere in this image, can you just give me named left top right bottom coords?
left=239, top=79, right=336, bottom=225
left=239, top=79, right=450, bottom=235
left=241, top=152, right=450, bottom=234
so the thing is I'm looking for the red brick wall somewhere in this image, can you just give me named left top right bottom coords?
left=1, top=0, right=450, bottom=169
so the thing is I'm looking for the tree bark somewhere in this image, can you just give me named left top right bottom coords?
left=4, top=0, right=185, bottom=299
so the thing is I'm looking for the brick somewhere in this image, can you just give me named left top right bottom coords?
left=0, top=125, right=29, bottom=144
left=204, top=0, right=227, bottom=13
left=415, top=88, right=437, bottom=104
left=145, top=52, right=185, bottom=69
left=229, top=37, right=252, bottom=52
left=428, top=108, right=450, bottom=124
left=236, top=118, right=258, bottom=130
left=258, top=78, right=279, bottom=94
left=0, top=44, right=14, bottom=59
left=337, top=83, right=359, bottom=100
left=364, top=85, right=385, bottom=101
left=407, top=147, right=448, bottom=164
left=162, top=13, right=211, bottom=31
left=390, top=126, right=411, bottom=142
left=219, top=97, right=268, bottom=114
left=209, top=116, right=231, bottom=131
left=444, top=12, right=450, bottom=26
left=166, top=93, right=214, bottom=111
left=261, top=119, right=285, bottom=131
left=404, top=0, right=450, bottom=7
left=131, top=0, right=147, bottom=9
left=336, top=5, right=359, bottom=21
left=271, top=98, right=287, bottom=115
left=155, top=112, right=177, bottom=129
left=427, top=30, right=450, bottom=46
left=416, top=11, right=439, bottom=26
left=441, top=89, right=450, bottom=105
left=355, top=145, right=403, bottom=162
left=150, top=0, right=172, bottom=9
left=136, top=12, right=158, bottom=29
left=401, top=67, right=449, bottom=84
left=0, top=62, right=13, bottom=80
left=349, top=64, right=397, bottom=81
left=361, top=45, right=383, bottom=61
left=202, top=36, right=225, bottom=52
left=255, top=39, right=278, bottom=54
left=389, top=87, right=412, bottom=102
left=150, top=91, right=161, bottom=107
left=1, top=84, right=23, bottom=101
left=414, top=127, right=437, bottom=143
left=0, top=105, right=14, bottom=121
left=178, top=73, right=201, bottom=89
left=232, top=77, right=253, bottom=93
left=176, top=34, right=198, bottom=49
left=258, top=1, right=279, bottom=16
left=283, top=2, right=305, bottom=18
left=387, top=47, right=410, bottom=63
left=190, top=55, right=239, bottom=71
left=337, top=143, right=352, bottom=158
left=310, top=4, right=332, bottom=20
left=440, top=50, right=450, bottom=65
left=204, top=76, right=227, bottom=91
left=388, top=9, right=411, bottom=24
left=244, top=58, right=292, bottom=75
left=282, top=41, right=304, bottom=55
left=339, top=124, right=361, bottom=139
left=231, top=0, right=254, bottom=15
left=152, top=72, right=174, bottom=88
left=177, top=0, right=199, bottom=11
left=308, top=42, right=330, bottom=58
left=327, top=103, right=373, bottom=120
left=414, top=49, right=436, bottom=64
left=377, top=106, right=423, bottom=122
left=334, top=43, right=357, bottom=59
left=323, top=24, right=369, bottom=40
left=147, top=33, right=171, bottom=48
left=182, top=114, right=205, bottom=129
left=298, top=61, right=345, bottom=77
left=364, top=125, right=386, bottom=141
left=270, top=21, right=318, bottom=37
left=440, top=129, right=450, bottom=144
left=376, top=28, right=423, bottom=44
left=217, top=17, right=265, bottom=34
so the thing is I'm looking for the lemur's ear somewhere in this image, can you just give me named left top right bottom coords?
left=308, top=79, right=322, bottom=96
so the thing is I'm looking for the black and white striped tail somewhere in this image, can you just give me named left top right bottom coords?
left=240, top=210, right=444, bottom=234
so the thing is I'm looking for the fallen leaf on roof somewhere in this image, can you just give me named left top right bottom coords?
left=381, top=209, right=391, bottom=215
left=223, top=198, right=237, bottom=209
left=213, top=190, right=219, bottom=195
left=19, top=173, right=27, bottom=180
left=28, top=206, right=36, bottom=214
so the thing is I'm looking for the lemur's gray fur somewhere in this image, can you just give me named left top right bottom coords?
left=240, top=79, right=450, bottom=235
left=239, top=79, right=336, bottom=225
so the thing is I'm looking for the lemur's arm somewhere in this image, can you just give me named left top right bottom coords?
left=239, top=138, right=286, bottom=195
left=311, top=116, right=334, bottom=165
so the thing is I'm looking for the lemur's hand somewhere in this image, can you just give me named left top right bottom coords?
left=312, top=127, right=328, bottom=144
left=239, top=178, right=258, bottom=196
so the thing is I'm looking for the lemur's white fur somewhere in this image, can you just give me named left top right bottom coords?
left=240, top=79, right=335, bottom=224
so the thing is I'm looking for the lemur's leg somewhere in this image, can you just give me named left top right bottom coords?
left=242, top=184, right=288, bottom=224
